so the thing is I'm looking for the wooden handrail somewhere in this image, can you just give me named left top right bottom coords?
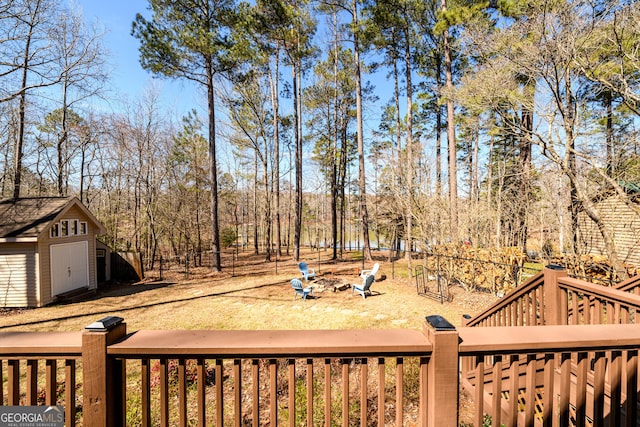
left=108, top=329, right=432, bottom=358
left=615, top=273, right=640, bottom=293
left=0, top=331, right=81, bottom=356
left=463, top=271, right=545, bottom=327
left=459, top=323, right=640, bottom=354
left=559, top=276, right=640, bottom=309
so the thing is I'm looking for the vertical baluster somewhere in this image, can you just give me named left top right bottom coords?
left=606, top=301, right=615, bottom=324
left=395, top=357, right=403, bottom=427
left=560, top=288, right=569, bottom=324
left=542, top=353, right=554, bottom=427
left=234, top=359, right=242, bottom=427
left=609, top=350, right=622, bottom=426
left=558, top=353, right=571, bottom=427
left=252, top=360, right=259, bottom=427
left=65, top=359, right=76, bottom=426
left=614, top=302, right=621, bottom=324
left=571, top=291, right=580, bottom=324
left=621, top=305, right=630, bottom=324
left=474, top=355, right=485, bottom=427
left=377, top=358, right=385, bottom=427
left=491, top=355, right=502, bottom=427
left=524, top=354, right=536, bottom=426
left=584, top=296, right=592, bottom=324
left=160, top=358, right=169, bottom=427
left=306, top=358, right=313, bottom=427
left=342, top=359, right=349, bottom=427
left=324, top=358, right=331, bottom=427
left=507, top=355, right=518, bottom=426
left=594, top=298, right=603, bottom=324
left=625, top=350, right=637, bottom=427
left=45, top=359, right=56, bottom=405
left=538, top=287, right=545, bottom=325
left=592, top=351, right=606, bottom=425
left=288, top=358, right=295, bottom=427
left=197, top=358, right=206, bottom=427
left=26, top=359, right=37, bottom=404
left=575, top=352, right=588, bottom=427
left=7, top=360, right=19, bottom=405
left=419, top=356, right=428, bottom=427
left=360, top=358, right=367, bottom=427
left=0, top=360, right=4, bottom=404
left=141, top=359, right=151, bottom=427
left=269, top=359, right=277, bottom=427
left=178, top=359, right=187, bottom=427
left=216, top=359, right=224, bottom=426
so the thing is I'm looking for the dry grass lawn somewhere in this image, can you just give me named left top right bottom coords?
left=0, top=249, right=498, bottom=334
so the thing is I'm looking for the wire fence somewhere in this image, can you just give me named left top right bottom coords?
left=414, top=253, right=542, bottom=299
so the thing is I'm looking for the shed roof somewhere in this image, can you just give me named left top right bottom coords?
left=0, top=197, right=103, bottom=240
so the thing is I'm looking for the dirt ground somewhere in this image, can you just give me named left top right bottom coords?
left=0, top=249, right=498, bottom=332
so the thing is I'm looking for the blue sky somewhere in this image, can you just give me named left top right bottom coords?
left=77, top=0, right=202, bottom=117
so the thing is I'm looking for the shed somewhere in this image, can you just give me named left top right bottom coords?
left=0, top=197, right=106, bottom=307
left=577, top=183, right=640, bottom=267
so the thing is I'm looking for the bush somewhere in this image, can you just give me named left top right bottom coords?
left=220, top=227, right=237, bottom=248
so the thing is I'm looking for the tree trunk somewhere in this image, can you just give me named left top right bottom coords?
left=404, top=26, right=414, bottom=264
left=353, top=0, right=371, bottom=261
left=269, top=47, right=282, bottom=257
left=442, top=0, right=457, bottom=241
left=518, top=76, right=534, bottom=254
left=207, top=59, right=222, bottom=272
left=14, top=20, right=34, bottom=198
left=293, top=57, right=303, bottom=261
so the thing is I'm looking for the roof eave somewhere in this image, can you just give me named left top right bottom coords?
left=0, top=237, right=38, bottom=243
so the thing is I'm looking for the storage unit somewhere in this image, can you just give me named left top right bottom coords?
left=0, top=197, right=105, bottom=307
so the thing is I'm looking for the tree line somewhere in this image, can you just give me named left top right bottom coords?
left=1, top=0, right=639, bottom=274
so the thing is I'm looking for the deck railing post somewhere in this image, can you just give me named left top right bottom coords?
left=423, top=315, right=459, bottom=427
left=82, top=316, right=127, bottom=427
left=543, top=264, right=567, bottom=325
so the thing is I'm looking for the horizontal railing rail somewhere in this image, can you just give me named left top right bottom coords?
left=616, top=273, right=640, bottom=296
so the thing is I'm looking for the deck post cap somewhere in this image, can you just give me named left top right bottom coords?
left=85, top=316, right=124, bottom=332
left=425, top=315, right=456, bottom=331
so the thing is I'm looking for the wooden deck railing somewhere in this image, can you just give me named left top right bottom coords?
left=463, top=268, right=547, bottom=328
left=461, top=265, right=640, bottom=427
left=458, top=324, right=640, bottom=427
left=0, top=332, right=82, bottom=424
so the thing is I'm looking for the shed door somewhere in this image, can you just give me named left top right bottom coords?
left=50, top=241, right=89, bottom=296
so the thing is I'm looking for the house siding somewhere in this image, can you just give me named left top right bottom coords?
left=0, top=243, right=38, bottom=307
left=578, top=195, right=640, bottom=267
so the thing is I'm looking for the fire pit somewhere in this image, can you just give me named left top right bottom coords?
left=314, top=277, right=351, bottom=292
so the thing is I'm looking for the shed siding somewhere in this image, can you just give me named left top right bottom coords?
left=39, top=204, right=99, bottom=305
left=0, top=243, right=38, bottom=307
left=578, top=196, right=640, bottom=267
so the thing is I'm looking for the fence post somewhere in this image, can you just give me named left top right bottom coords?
left=543, top=264, right=568, bottom=326
left=82, top=316, right=127, bottom=427
left=423, top=315, right=459, bottom=427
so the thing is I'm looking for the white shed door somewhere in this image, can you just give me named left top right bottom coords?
left=50, top=241, right=89, bottom=296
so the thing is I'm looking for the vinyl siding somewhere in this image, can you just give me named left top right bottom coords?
left=39, top=204, right=99, bottom=305
left=0, top=243, right=38, bottom=307
left=578, top=196, right=640, bottom=267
